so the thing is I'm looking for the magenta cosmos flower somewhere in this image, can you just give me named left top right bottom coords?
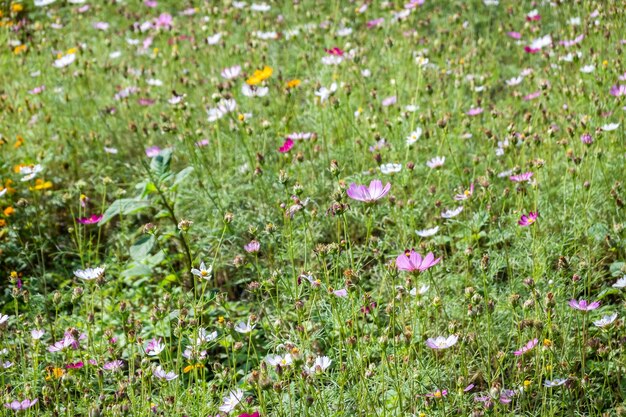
left=509, top=172, right=533, bottom=182
left=346, top=180, right=391, bottom=203
left=514, top=338, right=538, bottom=356
left=77, top=214, right=103, bottom=225
left=569, top=299, right=600, bottom=311
left=278, top=138, right=294, bottom=153
left=4, top=398, right=38, bottom=411
left=396, top=250, right=441, bottom=272
left=518, top=211, right=538, bottom=226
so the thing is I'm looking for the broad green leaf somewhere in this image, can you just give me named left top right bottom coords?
left=99, top=199, right=151, bottom=225
left=129, top=235, right=155, bottom=261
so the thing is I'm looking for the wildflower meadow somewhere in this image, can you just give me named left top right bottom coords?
left=1, top=0, right=626, bottom=416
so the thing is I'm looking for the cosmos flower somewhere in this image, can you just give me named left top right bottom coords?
left=466, top=107, right=484, bottom=116
left=602, top=123, right=620, bottom=131
left=278, top=138, right=294, bottom=153
left=509, top=172, right=533, bottom=182
left=580, top=65, right=595, bottom=73
left=559, top=34, right=584, bottom=47
left=191, top=262, right=212, bottom=280
left=333, top=288, right=348, bottom=298
left=53, top=53, right=76, bottom=68
left=153, top=366, right=178, bottom=381
left=287, top=132, right=314, bottom=141
left=145, top=146, right=161, bottom=157
left=241, top=84, right=269, bottom=97
left=610, top=85, right=626, bottom=97
left=416, top=226, right=439, bottom=237
left=580, top=134, right=593, bottom=144
left=4, top=399, right=38, bottom=411
left=543, top=379, right=567, bottom=388
left=74, top=267, right=105, bottom=281
left=48, top=332, right=85, bottom=353
left=425, top=335, right=458, bottom=350
left=406, top=128, right=422, bottom=145
left=506, top=76, right=523, bottom=86
left=219, top=389, right=244, bottom=414
left=31, top=329, right=45, bottom=340
left=612, top=277, right=626, bottom=288
left=426, top=156, right=445, bottom=169
left=234, top=320, right=255, bottom=334
left=244, top=240, right=260, bottom=253
left=507, top=31, right=521, bottom=39
left=194, top=328, right=218, bottom=345
left=518, top=211, right=538, bottom=227
left=315, top=82, right=338, bottom=102
left=396, top=250, right=441, bottom=272
left=514, top=338, right=538, bottom=356
left=382, top=96, right=397, bottom=107
left=304, top=356, right=332, bottom=374
left=103, top=360, right=124, bottom=371
left=145, top=338, right=165, bottom=356
left=266, top=354, right=293, bottom=368
left=346, top=180, right=391, bottom=203
left=526, top=9, right=540, bottom=21
left=77, top=214, right=103, bottom=225
left=409, top=285, right=429, bottom=296
left=222, top=65, right=242, bottom=80
left=593, top=313, right=618, bottom=328
left=454, top=183, right=474, bottom=201
left=441, top=206, right=463, bottom=218
left=568, top=299, right=600, bottom=311
left=380, top=163, right=402, bottom=174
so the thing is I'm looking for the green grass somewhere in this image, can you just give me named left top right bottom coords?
left=0, top=0, right=625, bottom=416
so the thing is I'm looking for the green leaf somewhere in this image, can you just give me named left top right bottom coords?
left=150, top=148, right=173, bottom=176
left=99, top=199, right=151, bottom=225
left=172, top=166, right=194, bottom=188
left=129, top=235, right=155, bottom=261
left=121, top=263, right=152, bottom=279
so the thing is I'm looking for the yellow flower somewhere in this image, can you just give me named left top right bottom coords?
left=183, top=363, right=204, bottom=373
left=246, top=66, right=273, bottom=86
left=543, top=338, right=552, bottom=347
left=11, top=3, right=23, bottom=12
left=523, top=380, right=531, bottom=388
left=13, top=45, right=27, bottom=55
left=66, top=47, right=78, bottom=55
left=602, top=60, right=608, bottom=67
left=218, top=316, right=224, bottom=324
left=3, top=207, right=14, bottom=217
left=14, top=135, right=24, bottom=149
left=30, top=179, right=52, bottom=191
left=0, top=219, right=6, bottom=227
left=10, top=271, right=18, bottom=279
left=286, top=79, right=301, bottom=89
left=46, top=367, right=65, bottom=380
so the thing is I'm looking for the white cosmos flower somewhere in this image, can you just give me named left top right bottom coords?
left=147, top=79, right=163, bottom=86
left=380, top=163, right=402, bottom=174
left=315, top=82, right=338, bottom=103
left=593, top=313, right=618, bottom=328
left=410, top=285, right=430, bottom=296
left=602, top=123, right=619, bottom=131
left=234, top=320, right=255, bottom=334
left=613, top=276, right=626, bottom=288
left=321, top=55, right=344, bottom=65
left=406, top=127, right=422, bottom=146
left=109, top=51, right=122, bottom=59
left=426, top=156, right=445, bottom=169
left=53, top=54, right=76, bottom=68
left=544, top=378, right=567, bottom=387
left=31, top=329, right=45, bottom=340
left=17, top=163, right=42, bottom=181
left=0, top=315, right=9, bottom=325
left=441, top=206, right=463, bottom=218
left=206, top=33, right=222, bottom=45
left=250, top=2, right=270, bottom=12
left=304, top=356, right=332, bottom=374
left=0, top=189, right=7, bottom=198
left=35, top=0, right=56, bottom=6
left=405, top=104, right=419, bottom=112
left=266, top=353, right=293, bottom=367
left=580, top=65, right=595, bottom=73
left=506, top=76, right=523, bottom=86
left=153, top=366, right=178, bottom=381
left=426, top=335, right=458, bottom=349
left=219, top=389, right=244, bottom=414
left=221, top=65, right=241, bottom=80
left=336, top=27, right=352, bottom=36
left=74, top=266, right=105, bottom=281
left=416, top=226, right=439, bottom=237
left=361, top=69, right=371, bottom=77
left=241, top=84, right=268, bottom=97
left=483, top=0, right=499, bottom=5
left=530, top=35, right=552, bottom=50
left=569, top=17, right=581, bottom=25
left=190, top=262, right=212, bottom=280
left=255, top=31, right=278, bottom=40
left=195, top=328, right=218, bottom=345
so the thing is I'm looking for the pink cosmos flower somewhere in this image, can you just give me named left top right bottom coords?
left=396, top=250, right=441, bottom=272
left=454, top=183, right=474, bottom=201
left=77, top=214, right=103, bottom=225
left=238, top=412, right=260, bottom=417
left=324, top=47, right=344, bottom=56
left=346, top=180, right=391, bottom=203
left=145, top=0, right=157, bottom=7
left=509, top=172, right=533, bottom=182
left=103, top=360, right=124, bottom=371
left=195, top=139, right=209, bottom=147
left=244, top=240, right=260, bottom=253
left=138, top=98, right=155, bottom=106
left=278, top=138, right=294, bottom=153
left=404, top=0, right=424, bottom=9
left=559, top=34, right=584, bottom=47
left=507, top=31, right=522, bottom=39
left=523, top=91, right=542, bottom=101
left=4, top=399, right=38, bottom=411
left=367, top=18, right=385, bottom=28
left=146, top=146, right=161, bottom=157
left=514, top=338, right=538, bottom=356
left=466, top=107, right=483, bottom=116
left=29, top=85, right=45, bottom=95
left=425, top=389, right=448, bottom=398
left=66, top=361, right=84, bottom=369
left=382, top=96, right=397, bottom=107
left=93, top=22, right=110, bottom=31
left=610, top=85, right=626, bottom=97
left=569, top=299, right=600, bottom=311
left=155, top=13, right=173, bottom=29
left=518, top=211, right=538, bottom=226
left=425, top=335, right=458, bottom=349
left=333, top=288, right=348, bottom=298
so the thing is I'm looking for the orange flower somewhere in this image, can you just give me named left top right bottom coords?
left=11, top=3, right=23, bottom=12
left=286, top=79, right=301, bottom=89
left=13, top=44, right=27, bottom=55
left=14, top=136, right=24, bottom=149
left=246, top=66, right=273, bottom=86
left=30, top=179, right=52, bottom=191
left=3, top=207, right=14, bottom=217
left=0, top=219, right=6, bottom=228
left=183, top=363, right=204, bottom=373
